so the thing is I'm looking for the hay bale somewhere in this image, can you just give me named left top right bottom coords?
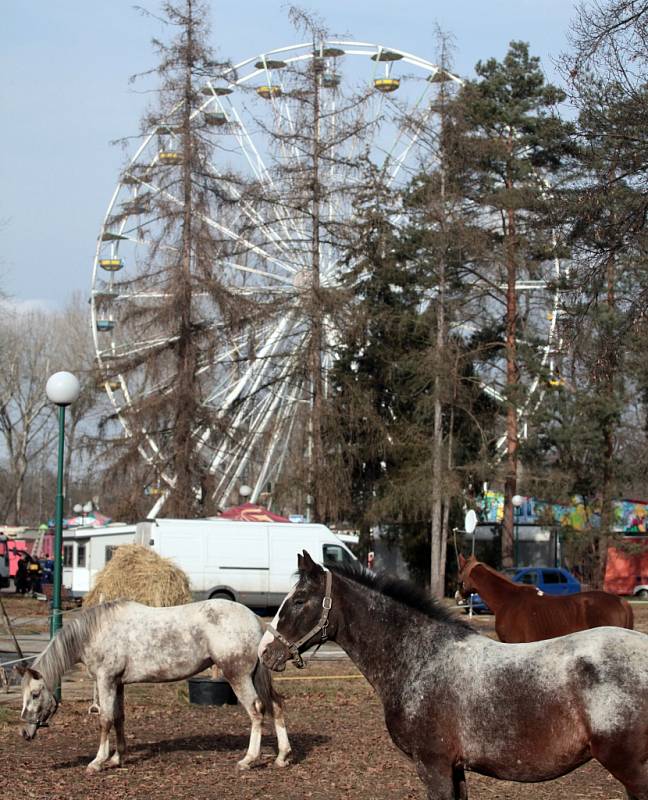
left=83, top=544, right=192, bottom=607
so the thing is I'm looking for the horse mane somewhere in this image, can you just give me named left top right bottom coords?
left=34, top=601, right=126, bottom=690
left=474, top=560, right=516, bottom=583
left=322, top=561, right=475, bottom=636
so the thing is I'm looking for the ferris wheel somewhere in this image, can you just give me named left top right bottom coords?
left=91, top=40, right=564, bottom=514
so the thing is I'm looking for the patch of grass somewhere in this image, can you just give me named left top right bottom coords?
left=0, top=705, right=17, bottom=728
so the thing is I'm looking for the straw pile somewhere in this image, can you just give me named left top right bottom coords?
left=83, top=544, right=192, bottom=607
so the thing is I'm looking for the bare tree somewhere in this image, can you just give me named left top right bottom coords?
left=0, top=309, right=55, bottom=523
left=98, top=1, right=244, bottom=517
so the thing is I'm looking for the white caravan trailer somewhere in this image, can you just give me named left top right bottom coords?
left=62, top=524, right=137, bottom=597
left=64, top=518, right=356, bottom=607
left=135, top=518, right=357, bottom=607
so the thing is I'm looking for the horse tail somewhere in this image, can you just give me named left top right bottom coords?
left=252, top=659, right=283, bottom=718
left=623, top=598, right=634, bottom=630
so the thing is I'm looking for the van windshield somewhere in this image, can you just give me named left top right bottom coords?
left=322, top=544, right=355, bottom=567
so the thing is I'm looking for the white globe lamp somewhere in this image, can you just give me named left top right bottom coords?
left=46, top=371, right=80, bottom=406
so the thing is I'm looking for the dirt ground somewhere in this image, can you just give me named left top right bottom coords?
left=1, top=602, right=647, bottom=800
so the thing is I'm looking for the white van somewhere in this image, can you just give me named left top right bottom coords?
left=135, top=518, right=356, bottom=606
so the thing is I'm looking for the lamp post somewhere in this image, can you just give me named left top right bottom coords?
left=512, top=494, right=524, bottom=568
left=239, top=485, right=252, bottom=502
left=46, top=372, right=80, bottom=659
left=73, top=500, right=94, bottom=525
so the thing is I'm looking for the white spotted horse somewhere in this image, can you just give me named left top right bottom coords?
left=17, top=599, right=291, bottom=772
left=260, top=551, right=648, bottom=800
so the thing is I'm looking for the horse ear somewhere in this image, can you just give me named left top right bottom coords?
left=458, top=553, right=466, bottom=569
left=26, top=667, right=42, bottom=681
left=13, top=664, right=26, bottom=677
left=302, top=550, right=323, bottom=577
left=297, top=553, right=304, bottom=570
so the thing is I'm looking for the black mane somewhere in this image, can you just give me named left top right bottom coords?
left=317, top=561, right=475, bottom=635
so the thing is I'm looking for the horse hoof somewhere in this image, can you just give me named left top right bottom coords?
left=236, top=759, right=252, bottom=771
left=85, top=763, right=102, bottom=775
left=274, top=754, right=291, bottom=768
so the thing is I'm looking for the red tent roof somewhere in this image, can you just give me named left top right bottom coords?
left=218, top=502, right=290, bottom=523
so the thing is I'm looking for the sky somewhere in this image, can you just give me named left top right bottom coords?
left=1, top=0, right=579, bottom=311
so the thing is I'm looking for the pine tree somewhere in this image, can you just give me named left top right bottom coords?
left=551, top=0, right=648, bottom=585
left=451, top=42, right=576, bottom=567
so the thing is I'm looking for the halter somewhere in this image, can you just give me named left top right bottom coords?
left=459, top=556, right=479, bottom=586
left=265, top=570, right=333, bottom=669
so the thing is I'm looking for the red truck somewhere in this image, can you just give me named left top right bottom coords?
left=604, top=538, right=648, bottom=596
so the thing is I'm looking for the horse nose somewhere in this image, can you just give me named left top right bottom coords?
left=262, top=641, right=288, bottom=672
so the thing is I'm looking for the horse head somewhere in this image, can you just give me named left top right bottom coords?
left=259, top=551, right=332, bottom=672
left=15, top=665, right=58, bottom=740
left=457, top=553, right=479, bottom=599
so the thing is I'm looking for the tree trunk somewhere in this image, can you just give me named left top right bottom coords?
left=502, top=168, right=519, bottom=569
left=171, top=0, right=198, bottom=516
left=594, top=251, right=617, bottom=589
left=308, top=62, right=324, bottom=523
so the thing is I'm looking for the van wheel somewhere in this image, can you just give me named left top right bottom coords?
left=209, top=591, right=234, bottom=602
left=636, top=589, right=648, bottom=599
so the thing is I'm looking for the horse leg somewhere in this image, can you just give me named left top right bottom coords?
left=108, top=684, right=126, bottom=767
left=592, top=738, right=648, bottom=800
left=270, top=699, right=292, bottom=767
left=453, top=765, right=468, bottom=799
left=414, top=758, right=457, bottom=800
left=86, top=676, right=117, bottom=774
left=226, top=672, right=264, bottom=770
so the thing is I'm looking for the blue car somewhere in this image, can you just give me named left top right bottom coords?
left=460, top=566, right=581, bottom=613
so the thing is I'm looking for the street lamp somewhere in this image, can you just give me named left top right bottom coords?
left=512, top=494, right=524, bottom=568
left=46, top=372, right=80, bottom=663
left=73, top=500, right=94, bottom=524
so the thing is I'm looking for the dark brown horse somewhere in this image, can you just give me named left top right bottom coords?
left=457, top=554, right=633, bottom=643
left=261, top=552, right=648, bottom=800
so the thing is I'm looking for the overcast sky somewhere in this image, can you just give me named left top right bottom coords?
left=1, top=0, right=579, bottom=311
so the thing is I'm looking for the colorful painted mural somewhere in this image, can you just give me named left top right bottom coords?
left=478, top=493, right=648, bottom=533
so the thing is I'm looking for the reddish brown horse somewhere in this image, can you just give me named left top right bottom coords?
left=458, top=554, right=633, bottom=643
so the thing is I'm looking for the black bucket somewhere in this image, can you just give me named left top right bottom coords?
left=187, top=677, right=238, bottom=706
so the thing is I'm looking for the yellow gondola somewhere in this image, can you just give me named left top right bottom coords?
left=374, top=77, right=400, bottom=93
left=98, top=258, right=124, bottom=271
left=159, top=151, right=182, bottom=164
left=256, top=85, right=282, bottom=99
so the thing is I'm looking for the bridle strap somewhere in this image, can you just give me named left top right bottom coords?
left=460, top=557, right=479, bottom=584
left=265, top=570, right=333, bottom=669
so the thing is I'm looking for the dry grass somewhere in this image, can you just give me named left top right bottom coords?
left=83, top=544, right=191, bottom=607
